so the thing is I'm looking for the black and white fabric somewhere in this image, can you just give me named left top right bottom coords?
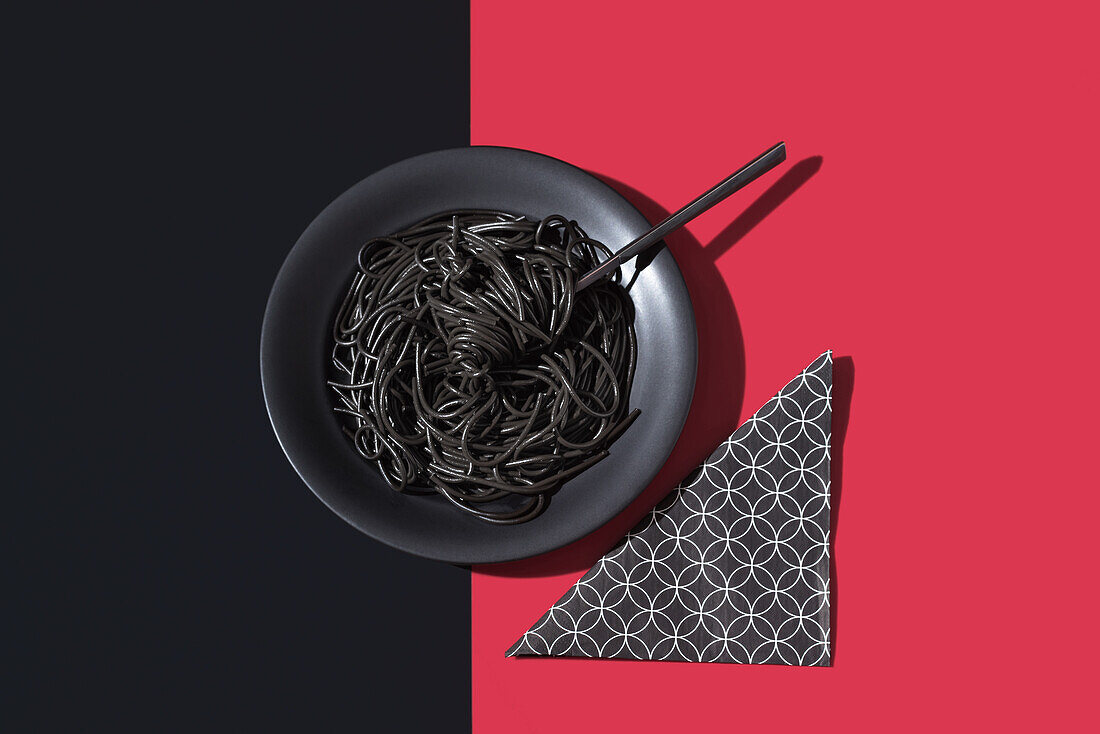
left=508, top=351, right=832, bottom=666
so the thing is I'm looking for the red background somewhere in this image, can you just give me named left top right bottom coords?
left=471, top=1, right=1099, bottom=731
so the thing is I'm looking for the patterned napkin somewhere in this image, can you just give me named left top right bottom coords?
left=508, top=351, right=832, bottom=666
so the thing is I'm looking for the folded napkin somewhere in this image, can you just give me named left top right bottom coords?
left=508, top=351, right=832, bottom=665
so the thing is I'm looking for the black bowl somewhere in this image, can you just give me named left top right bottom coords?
left=261, top=147, right=696, bottom=564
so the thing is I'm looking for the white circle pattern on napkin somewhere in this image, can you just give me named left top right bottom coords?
left=507, top=351, right=832, bottom=666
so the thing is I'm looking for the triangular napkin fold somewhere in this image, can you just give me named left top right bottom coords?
left=508, top=351, right=832, bottom=666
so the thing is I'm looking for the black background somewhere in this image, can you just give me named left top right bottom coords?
left=10, top=4, right=471, bottom=731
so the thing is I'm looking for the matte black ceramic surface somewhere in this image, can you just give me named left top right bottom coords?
left=261, top=147, right=696, bottom=564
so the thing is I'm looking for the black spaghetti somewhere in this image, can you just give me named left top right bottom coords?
left=329, top=210, right=638, bottom=524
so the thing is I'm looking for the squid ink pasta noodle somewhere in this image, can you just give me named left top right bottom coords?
left=329, top=210, right=639, bottom=524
